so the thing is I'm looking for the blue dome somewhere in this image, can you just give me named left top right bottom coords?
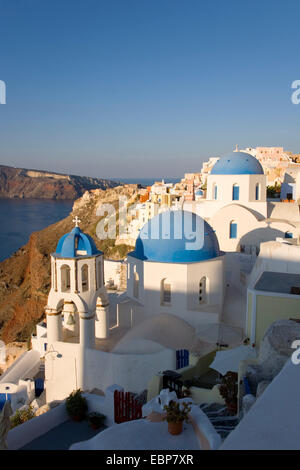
left=129, top=210, right=221, bottom=263
left=195, top=189, right=204, bottom=196
left=54, top=227, right=102, bottom=258
left=211, top=151, right=264, bottom=175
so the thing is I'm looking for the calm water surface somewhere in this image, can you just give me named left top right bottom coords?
left=0, top=199, right=73, bottom=262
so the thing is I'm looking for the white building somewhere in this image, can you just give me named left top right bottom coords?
left=184, top=151, right=300, bottom=253
left=119, top=210, right=225, bottom=328
left=280, top=165, right=300, bottom=201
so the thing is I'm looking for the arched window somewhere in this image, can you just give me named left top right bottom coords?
left=161, top=278, right=171, bottom=305
left=255, top=183, right=260, bottom=201
left=213, top=183, right=218, bottom=200
left=285, top=231, right=293, bottom=239
left=81, top=264, right=89, bottom=292
left=61, top=265, right=71, bottom=293
left=229, top=221, right=237, bottom=239
left=232, top=184, right=240, bottom=201
left=134, top=271, right=139, bottom=298
left=199, top=277, right=207, bottom=304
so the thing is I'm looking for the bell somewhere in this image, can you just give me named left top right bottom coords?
left=67, top=313, right=75, bottom=326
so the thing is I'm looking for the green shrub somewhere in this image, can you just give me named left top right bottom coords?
left=163, top=401, right=191, bottom=424
left=10, top=405, right=35, bottom=428
left=65, top=389, right=88, bottom=420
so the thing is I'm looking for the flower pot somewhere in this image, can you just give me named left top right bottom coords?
left=90, top=422, right=101, bottom=430
left=226, top=401, right=237, bottom=416
left=168, top=421, right=183, bottom=435
left=72, top=415, right=85, bottom=422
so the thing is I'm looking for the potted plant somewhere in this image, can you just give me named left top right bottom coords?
left=88, top=412, right=106, bottom=430
left=163, top=400, right=191, bottom=435
left=219, top=371, right=238, bottom=415
left=65, top=389, right=88, bottom=422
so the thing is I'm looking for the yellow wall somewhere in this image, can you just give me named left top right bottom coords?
left=178, top=350, right=217, bottom=381
left=249, top=293, right=300, bottom=346
left=146, top=350, right=217, bottom=402
left=189, top=384, right=224, bottom=405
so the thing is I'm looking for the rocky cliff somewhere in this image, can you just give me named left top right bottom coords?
left=0, top=184, right=139, bottom=343
left=0, top=164, right=120, bottom=199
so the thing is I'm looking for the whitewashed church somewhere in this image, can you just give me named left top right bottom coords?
left=33, top=211, right=226, bottom=401
left=184, top=150, right=300, bottom=253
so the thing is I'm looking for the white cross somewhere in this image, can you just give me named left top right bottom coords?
left=73, top=216, right=81, bottom=228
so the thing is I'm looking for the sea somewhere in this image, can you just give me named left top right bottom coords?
left=0, top=199, right=73, bottom=262
left=0, top=177, right=182, bottom=263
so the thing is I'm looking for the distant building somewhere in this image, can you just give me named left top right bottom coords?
left=239, top=146, right=295, bottom=185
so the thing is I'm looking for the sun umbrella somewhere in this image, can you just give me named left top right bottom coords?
left=209, top=345, right=257, bottom=376
left=195, top=322, right=245, bottom=347
left=0, top=400, right=13, bottom=450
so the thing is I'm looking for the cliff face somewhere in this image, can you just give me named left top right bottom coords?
left=0, top=184, right=139, bottom=343
left=0, top=164, right=120, bottom=199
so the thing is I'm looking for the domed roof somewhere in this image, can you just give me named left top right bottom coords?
left=211, top=151, right=264, bottom=175
left=195, top=189, right=204, bottom=196
left=54, top=226, right=102, bottom=258
left=129, top=210, right=221, bottom=263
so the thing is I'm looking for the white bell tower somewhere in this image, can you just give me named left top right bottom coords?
left=45, top=217, right=109, bottom=391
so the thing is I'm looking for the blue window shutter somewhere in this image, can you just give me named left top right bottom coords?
left=230, top=222, right=237, bottom=239
left=233, top=185, right=240, bottom=200
left=255, top=184, right=259, bottom=200
left=285, top=232, right=293, bottom=239
left=214, top=185, right=218, bottom=199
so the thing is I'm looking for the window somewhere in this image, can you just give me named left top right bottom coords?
left=213, top=184, right=218, bottom=200
left=97, top=261, right=103, bottom=288
left=232, top=184, right=240, bottom=201
left=285, top=232, right=293, bottom=239
left=161, top=279, right=171, bottom=305
left=61, top=265, right=71, bottom=292
left=230, top=221, right=237, bottom=239
left=81, top=265, right=89, bottom=292
left=163, top=283, right=171, bottom=303
left=255, top=183, right=260, bottom=201
left=134, top=271, right=139, bottom=298
left=199, top=277, right=207, bottom=304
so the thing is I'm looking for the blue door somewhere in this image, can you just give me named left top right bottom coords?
left=0, top=394, right=11, bottom=411
left=176, top=350, right=189, bottom=369
left=35, top=378, right=44, bottom=398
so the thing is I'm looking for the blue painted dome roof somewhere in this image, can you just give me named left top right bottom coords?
left=211, top=151, right=264, bottom=175
left=195, top=189, right=204, bottom=196
left=54, top=227, right=102, bottom=258
left=129, top=210, right=221, bottom=263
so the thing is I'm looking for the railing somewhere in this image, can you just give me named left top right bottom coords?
left=162, top=371, right=184, bottom=398
left=114, top=390, right=143, bottom=424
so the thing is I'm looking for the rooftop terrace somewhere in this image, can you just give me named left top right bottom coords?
left=255, top=271, right=300, bottom=295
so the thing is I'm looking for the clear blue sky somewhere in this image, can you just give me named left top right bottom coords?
left=1, top=0, right=300, bottom=179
